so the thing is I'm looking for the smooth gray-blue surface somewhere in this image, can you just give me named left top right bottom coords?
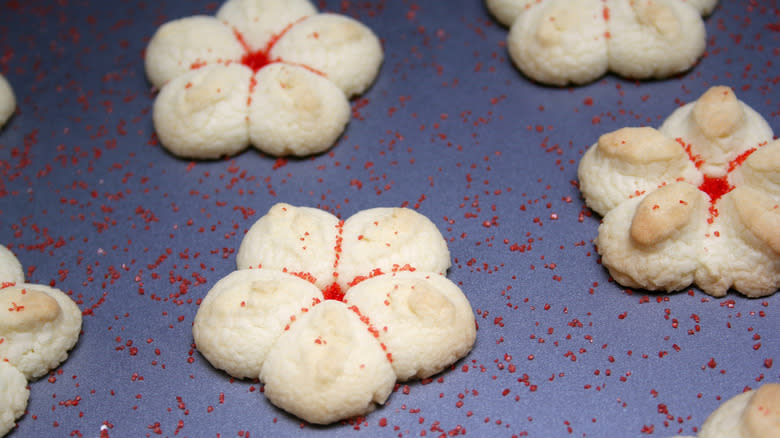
left=0, top=1, right=777, bottom=437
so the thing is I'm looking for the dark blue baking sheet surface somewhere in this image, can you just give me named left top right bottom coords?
left=0, top=0, right=777, bottom=437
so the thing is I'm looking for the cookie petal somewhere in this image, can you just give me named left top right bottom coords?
left=698, top=187, right=779, bottom=297
left=699, top=384, right=780, bottom=438
left=260, top=300, right=396, bottom=424
left=193, top=269, right=323, bottom=379
left=0, top=360, right=28, bottom=437
left=145, top=16, right=244, bottom=88
left=607, top=0, right=705, bottom=79
left=0, top=244, right=24, bottom=285
left=339, top=207, right=451, bottom=290
left=578, top=127, right=701, bottom=216
left=507, top=0, right=608, bottom=86
left=660, top=86, right=773, bottom=176
left=248, top=63, right=350, bottom=156
left=344, top=272, right=476, bottom=381
left=236, top=203, right=339, bottom=289
left=271, top=13, right=383, bottom=97
left=596, top=182, right=708, bottom=292
left=153, top=64, right=252, bottom=159
left=216, top=0, right=317, bottom=51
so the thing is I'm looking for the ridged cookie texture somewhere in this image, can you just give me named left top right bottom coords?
left=0, top=360, right=28, bottom=437
left=194, top=203, right=476, bottom=424
left=0, top=244, right=24, bottom=285
left=578, top=86, right=778, bottom=298
left=486, top=0, right=716, bottom=86
left=145, top=0, right=382, bottom=159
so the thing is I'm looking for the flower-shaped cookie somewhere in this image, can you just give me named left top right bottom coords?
left=145, top=0, right=383, bottom=158
left=578, top=86, right=779, bottom=297
left=0, top=74, right=15, bottom=129
left=671, top=382, right=779, bottom=438
left=485, top=0, right=717, bottom=86
left=193, top=203, right=476, bottom=424
left=0, top=245, right=82, bottom=436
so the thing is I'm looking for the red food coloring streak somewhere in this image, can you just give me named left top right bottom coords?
left=679, top=141, right=760, bottom=220
left=321, top=282, right=344, bottom=302
left=698, top=175, right=732, bottom=204
left=233, top=19, right=303, bottom=74
left=677, top=138, right=704, bottom=169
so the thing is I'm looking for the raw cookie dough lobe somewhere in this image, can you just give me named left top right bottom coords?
left=236, top=203, right=339, bottom=289
left=606, top=0, right=706, bottom=79
left=216, top=0, right=317, bottom=51
left=660, top=86, right=774, bottom=176
left=698, top=383, right=780, bottom=438
left=0, top=283, right=82, bottom=380
left=0, top=74, right=15, bottom=128
left=0, top=360, right=28, bottom=437
left=193, top=269, right=323, bottom=379
left=697, top=187, right=780, bottom=298
left=144, top=16, right=244, bottom=89
left=270, top=13, right=383, bottom=97
left=577, top=127, right=701, bottom=216
left=344, top=271, right=476, bottom=381
left=0, top=244, right=24, bottom=285
left=248, top=63, right=350, bottom=157
left=485, top=0, right=539, bottom=27
left=728, top=140, right=780, bottom=199
left=260, top=300, right=396, bottom=425
left=685, top=0, right=719, bottom=15
left=338, top=207, right=451, bottom=290
left=506, top=0, right=608, bottom=86
left=152, top=64, right=252, bottom=159
left=596, top=182, right=709, bottom=292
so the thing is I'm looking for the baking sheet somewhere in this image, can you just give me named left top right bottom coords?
left=0, top=0, right=777, bottom=436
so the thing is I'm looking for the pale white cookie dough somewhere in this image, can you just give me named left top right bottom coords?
left=0, top=360, right=28, bottom=437
left=215, top=0, right=317, bottom=51
left=507, top=0, right=608, bottom=86
left=193, top=269, right=323, bottom=379
left=260, top=300, right=397, bottom=424
left=0, top=245, right=24, bottom=285
left=236, top=203, right=340, bottom=289
left=144, top=16, right=245, bottom=89
left=493, top=0, right=715, bottom=85
left=0, top=283, right=82, bottom=380
left=685, top=0, right=719, bottom=15
left=146, top=0, right=382, bottom=158
left=485, top=0, right=539, bottom=27
left=728, top=139, right=780, bottom=199
left=578, top=86, right=778, bottom=297
left=248, top=63, right=351, bottom=157
left=597, top=182, right=709, bottom=292
left=269, top=13, right=384, bottom=97
left=153, top=64, right=252, bottom=159
left=698, top=383, right=780, bottom=438
left=344, top=271, right=476, bottom=381
left=607, top=0, right=706, bottom=80
left=195, top=203, right=476, bottom=424
left=338, top=207, right=451, bottom=290
left=0, top=74, right=15, bottom=129
left=578, top=126, right=702, bottom=217
left=696, top=186, right=780, bottom=297
left=660, top=86, right=774, bottom=177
